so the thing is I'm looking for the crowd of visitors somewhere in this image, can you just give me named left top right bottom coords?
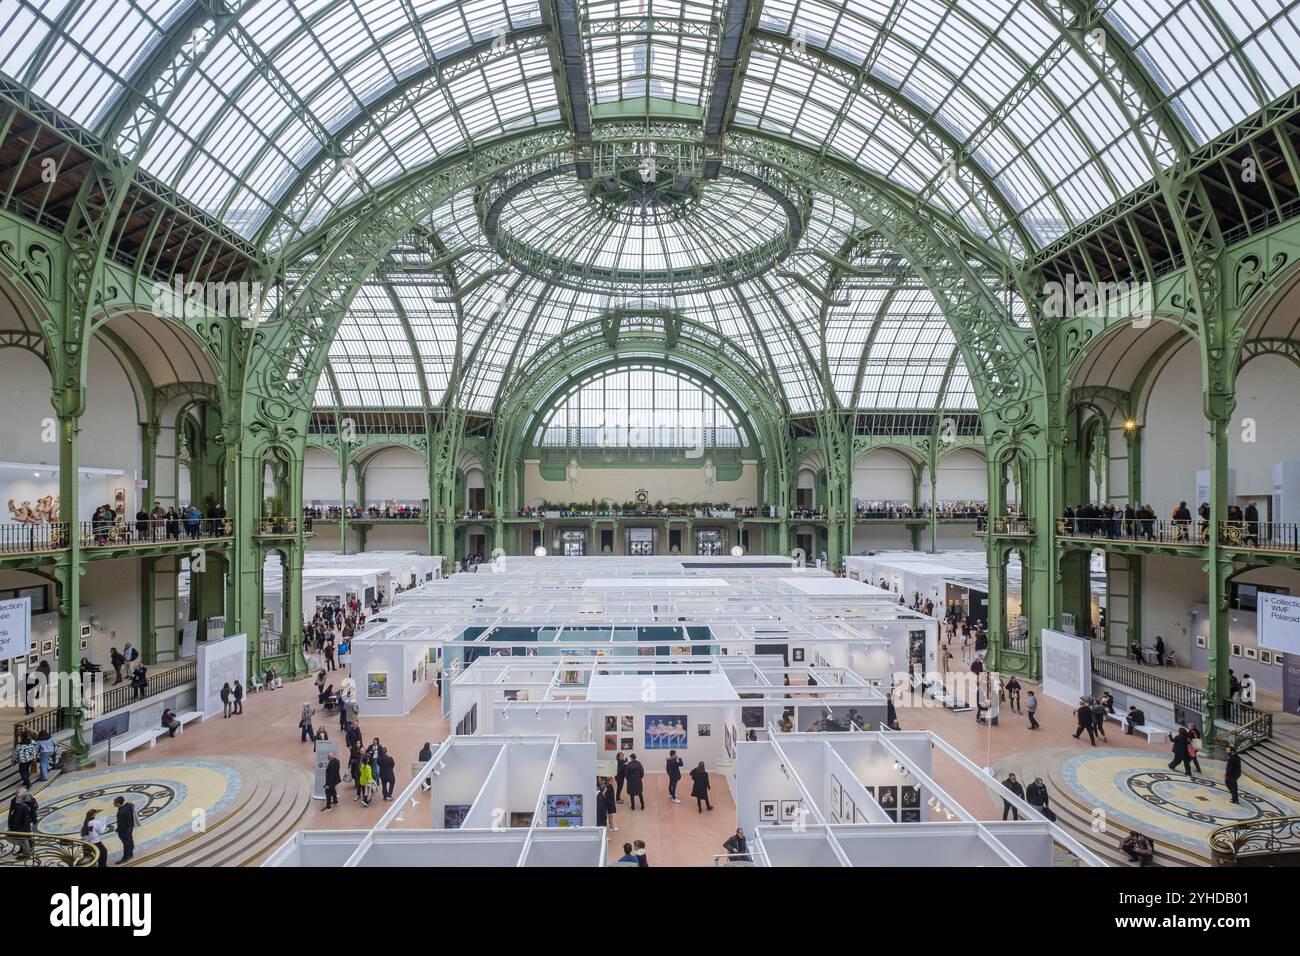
left=1060, top=500, right=1266, bottom=547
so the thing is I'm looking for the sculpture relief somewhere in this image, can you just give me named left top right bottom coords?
left=8, top=495, right=60, bottom=524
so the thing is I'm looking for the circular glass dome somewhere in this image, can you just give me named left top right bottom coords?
left=484, top=167, right=804, bottom=293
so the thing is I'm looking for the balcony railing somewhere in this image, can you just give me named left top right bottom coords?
left=13, top=661, right=199, bottom=743
left=988, top=516, right=1035, bottom=536
left=1220, top=709, right=1273, bottom=753
left=256, top=516, right=304, bottom=535
left=1058, top=516, right=1300, bottom=554
left=0, top=522, right=68, bottom=554
left=80, top=517, right=231, bottom=546
left=0, top=831, right=98, bottom=867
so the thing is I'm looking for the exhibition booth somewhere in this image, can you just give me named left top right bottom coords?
left=736, top=730, right=1106, bottom=867
left=266, top=735, right=606, bottom=867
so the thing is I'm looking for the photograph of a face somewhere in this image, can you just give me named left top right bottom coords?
left=644, top=714, right=687, bottom=749
left=620, top=715, right=634, bottom=731
left=604, top=715, right=617, bottom=733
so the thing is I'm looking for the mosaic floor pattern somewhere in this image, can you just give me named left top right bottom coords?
left=1058, top=749, right=1300, bottom=854
left=33, top=760, right=245, bottom=858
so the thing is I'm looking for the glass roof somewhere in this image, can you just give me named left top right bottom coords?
left=4, top=0, right=1299, bottom=416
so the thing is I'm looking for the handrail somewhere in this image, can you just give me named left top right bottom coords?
left=1090, top=657, right=1268, bottom=731
left=1219, top=710, right=1273, bottom=753
left=13, top=661, right=199, bottom=743
left=1209, top=814, right=1300, bottom=866
left=0, top=831, right=98, bottom=866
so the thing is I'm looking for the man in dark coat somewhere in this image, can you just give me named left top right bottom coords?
left=665, top=750, right=684, bottom=803
left=1026, top=776, right=1055, bottom=822
left=1168, top=728, right=1195, bottom=775
left=722, top=828, right=750, bottom=862
left=1224, top=745, right=1242, bottom=804
left=614, top=752, right=628, bottom=803
left=322, top=753, right=341, bottom=810
left=113, top=796, right=136, bottom=864
left=624, top=753, right=646, bottom=810
left=377, top=746, right=397, bottom=801
left=1072, top=698, right=1097, bottom=745
left=232, top=680, right=244, bottom=715
left=1001, top=773, right=1025, bottom=820
left=1154, top=635, right=1166, bottom=667
left=7, top=788, right=37, bottom=859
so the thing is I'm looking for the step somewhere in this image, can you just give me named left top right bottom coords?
left=134, top=759, right=312, bottom=867
left=1240, top=741, right=1300, bottom=799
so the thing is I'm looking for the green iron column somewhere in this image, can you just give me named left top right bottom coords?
left=55, top=412, right=88, bottom=759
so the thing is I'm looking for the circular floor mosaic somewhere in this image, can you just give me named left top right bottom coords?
left=33, top=760, right=244, bottom=858
left=1059, top=750, right=1300, bottom=854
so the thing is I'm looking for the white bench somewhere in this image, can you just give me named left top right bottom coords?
left=110, top=728, right=166, bottom=762
left=174, top=711, right=202, bottom=733
left=1104, top=711, right=1168, bottom=742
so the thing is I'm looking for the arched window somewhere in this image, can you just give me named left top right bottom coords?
left=537, top=366, right=742, bottom=449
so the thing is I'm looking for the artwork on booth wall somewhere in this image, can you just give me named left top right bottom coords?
left=1261, top=650, right=1272, bottom=664
left=792, top=647, right=805, bottom=663
left=878, top=786, right=898, bottom=810
left=546, top=794, right=582, bottom=827
left=697, top=723, right=711, bottom=737
left=841, top=798, right=855, bottom=825
left=830, top=776, right=843, bottom=822
left=114, top=488, right=126, bottom=520
left=723, top=723, right=736, bottom=759
left=604, top=733, right=618, bottom=751
left=620, top=737, right=634, bottom=751
left=504, top=689, right=520, bottom=701
left=645, top=714, right=687, bottom=749
left=620, top=715, right=634, bottom=732
left=1196, top=634, right=1207, bottom=648
left=443, top=805, right=469, bottom=829
left=670, top=645, right=692, bottom=657
left=758, top=800, right=778, bottom=823
left=901, top=785, right=921, bottom=809
left=510, top=812, right=534, bottom=828
left=636, top=646, right=656, bottom=657
left=780, top=799, right=802, bottom=823
left=40, top=639, right=53, bottom=654
left=604, top=715, right=618, bottom=733
left=741, top=706, right=765, bottom=728
left=366, top=672, right=389, bottom=699
left=900, top=809, right=922, bottom=823
left=853, top=805, right=867, bottom=824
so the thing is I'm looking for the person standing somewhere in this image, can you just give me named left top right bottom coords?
left=232, top=679, right=244, bottom=716
left=665, top=749, right=684, bottom=804
left=600, top=776, right=618, bottom=832
left=1090, top=697, right=1108, bottom=741
left=1026, top=691, right=1039, bottom=730
left=348, top=742, right=364, bottom=802
left=1154, top=635, right=1166, bottom=667
left=34, top=730, right=56, bottom=781
left=377, top=746, right=396, bottom=801
left=1072, top=698, right=1097, bottom=745
left=220, top=681, right=232, bottom=718
left=109, top=646, right=125, bottom=685
left=1224, top=745, right=1242, bottom=804
left=358, top=759, right=375, bottom=807
left=81, top=809, right=109, bottom=867
left=299, top=704, right=316, bottom=742
left=1001, top=773, right=1024, bottom=820
left=113, top=796, right=136, bottom=865
left=689, top=760, right=713, bottom=813
left=624, top=753, right=645, bottom=811
left=130, top=662, right=148, bottom=700
left=322, top=752, right=341, bottom=811
left=614, top=752, right=628, bottom=803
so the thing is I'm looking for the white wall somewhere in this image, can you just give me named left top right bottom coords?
left=1230, top=354, right=1300, bottom=505
left=1138, top=556, right=1204, bottom=664
left=852, top=449, right=915, bottom=501
left=304, top=447, right=351, bottom=504
left=934, top=449, right=987, bottom=501
left=523, top=461, right=759, bottom=506
left=1141, top=341, right=1204, bottom=516
left=362, top=447, right=428, bottom=502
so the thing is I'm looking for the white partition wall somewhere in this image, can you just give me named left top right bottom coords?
left=1040, top=628, right=1093, bottom=705
left=195, top=633, right=247, bottom=719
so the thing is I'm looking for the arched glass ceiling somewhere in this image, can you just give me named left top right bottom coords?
left=536, top=365, right=744, bottom=448
left=6, top=0, right=1299, bottom=247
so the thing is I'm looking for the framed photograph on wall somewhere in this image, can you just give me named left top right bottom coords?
left=1196, top=634, right=1207, bottom=648
left=366, top=672, right=389, bottom=699
left=900, top=785, right=921, bottom=809
left=878, top=786, right=898, bottom=810
left=792, top=647, right=805, bottom=662
left=40, top=639, right=53, bottom=654
left=604, top=715, right=618, bottom=733
left=620, top=715, right=634, bottom=731
left=1231, top=642, right=1243, bottom=657
left=830, top=777, right=843, bottom=821
left=758, top=800, right=778, bottom=823
left=1245, top=647, right=1257, bottom=659
left=604, top=733, right=618, bottom=751
left=620, top=737, right=634, bottom=750
left=900, top=809, right=922, bottom=823
left=780, top=799, right=801, bottom=823
left=1260, top=650, right=1272, bottom=664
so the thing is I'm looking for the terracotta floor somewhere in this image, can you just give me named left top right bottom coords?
left=77, top=652, right=1189, bottom=864
left=603, top=773, right=739, bottom=867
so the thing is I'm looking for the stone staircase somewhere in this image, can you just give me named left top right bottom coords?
left=0, top=750, right=68, bottom=806
left=997, top=749, right=1205, bottom=868
left=130, top=757, right=312, bottom=868
left=1240, top=739, right=1300, bottom=800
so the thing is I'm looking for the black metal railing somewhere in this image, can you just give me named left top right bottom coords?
left=989, top=516, right=1035, bottom=536
left=0, top=831, right=98, bottom=867
left=1210, top=814, right=1300, bottom=866
left=0, top=522, right=68, bottom=554
left=11, top=707, right=67, bottom=745
left=1220, top=709, right=1273, bottom=753
left=1218, top=520, right=1300, bottom=553
left=255, top=516, right=304, bottom=535
left=1091, top=657, right=1205, bottom=712
left=85, top=661, right=198, bottom=720
left=79, top=517, right=232, bottom=547
left=1057, top=516, right=1300, bottom=554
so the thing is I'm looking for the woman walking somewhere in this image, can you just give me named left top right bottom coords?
left=689, top=760, right=713, bottom=813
